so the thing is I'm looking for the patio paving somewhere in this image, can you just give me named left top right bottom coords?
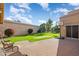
left=57, top=39, right=79, bottom=56
left=15, top=39, right=59, bottom=56
left=0, top=48, right=5, bottom=56
left=1, top=38, right=79, bottom=56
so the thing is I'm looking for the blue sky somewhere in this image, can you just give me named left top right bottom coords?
left=4, top=3, right=79, bottom=25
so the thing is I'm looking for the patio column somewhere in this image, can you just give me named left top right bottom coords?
left=78, top=25, right=79, bottom=40
left=0, top=3, right=4, bottom=24
left=0, top=3, right=4, bottom=39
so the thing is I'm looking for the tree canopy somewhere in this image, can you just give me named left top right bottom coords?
left=38, top=19, right=60, bottom=33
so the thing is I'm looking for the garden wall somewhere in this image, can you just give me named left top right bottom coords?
left=0, top=20, right=39, bottom=37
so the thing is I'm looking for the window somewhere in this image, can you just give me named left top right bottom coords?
left=66, top=26, right=72, bottom=37
left=72, top=25, right=78, bottom=38
left=66, top=25, right=78, bottom=38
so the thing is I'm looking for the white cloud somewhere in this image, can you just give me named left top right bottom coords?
left=69, top=3, right=79, bottom=6
left=18, top=16, right=32, bottom=24
left=38, top=3, right=50, bottom=11
left=14, top=14, right=32, bottom=24
left=5, top=17, right=13, bottom=21
left=75, top=7, right=79, bottom=10
left=19, top=9, right=26, bottom=13
left=6, top=5, right=32, bottom=24
left=38, top=20, right=46, bottom=25
left=28, top=15, right=32, bottom=19
left=69, top=3, right=79, bottom=10
left=39, top=20, right=46, bottom=23
left=13, top=3, right=31, bottom=13
left=53, top=8, right=70, bottom=15
left=53, top=21, right=56, bottom=26
left=10, top=6, right=19, bottom=15
left=6, top=14, right=32, bottom=24
left=14, top=3, right=31, bottom=10
left=39, top=3, right=48, bottom=9
left=10, top=5, right=26, bottom=16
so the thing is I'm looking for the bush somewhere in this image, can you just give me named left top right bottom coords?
left=5, top=29, right=14, bottom=37
left=28, top=29, right=33, bottom=34
left=37, top=29, right=42, bottom=33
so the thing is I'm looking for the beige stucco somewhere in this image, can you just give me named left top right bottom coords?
left=60, top=9, right=79, bottom=38
left=0, top=20, right=39, bottom=37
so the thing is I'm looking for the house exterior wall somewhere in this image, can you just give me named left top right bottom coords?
left=0, top=20, right=39, bottom=37
left=60, top=9, right=79, bottom=38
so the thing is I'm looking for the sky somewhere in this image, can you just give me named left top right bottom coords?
left=4, top=3, right=79, bottom=25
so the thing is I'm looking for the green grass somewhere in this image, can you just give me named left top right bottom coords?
left=6, top=32, right=59, bottom=43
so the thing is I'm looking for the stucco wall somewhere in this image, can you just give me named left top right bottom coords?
left=60, top=9, right=79, bottom=38
left=0, top=20, right=39, bottom=37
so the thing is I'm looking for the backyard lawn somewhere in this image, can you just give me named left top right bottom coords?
left=6, top=32, right=59, bottom=43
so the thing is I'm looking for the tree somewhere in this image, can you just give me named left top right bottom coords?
left=46, top=19, right=53, bottom=32
left=51, top=22, right=60, bottom=33
left=5, top=29, right=14, bottom=37
left=39, top=23, right=46, bottom=32
left=28, top=29, right=33, bottom=34
left=38, top=19, right=53, bottom=33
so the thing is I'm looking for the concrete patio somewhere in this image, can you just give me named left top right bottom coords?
left=15, top=38, right=59, bottom=56
left=57, top=39, right=79, bottom=56
left=0, top=38, right=59, bottom=56
left=0, top=38, right=79, bottom=56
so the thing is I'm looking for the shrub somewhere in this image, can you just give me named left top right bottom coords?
left=37, top=29, right=42, bottom=33
left=28, top=29, right=33, bottom=34
left=5, top=29, right=14, bottom=37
